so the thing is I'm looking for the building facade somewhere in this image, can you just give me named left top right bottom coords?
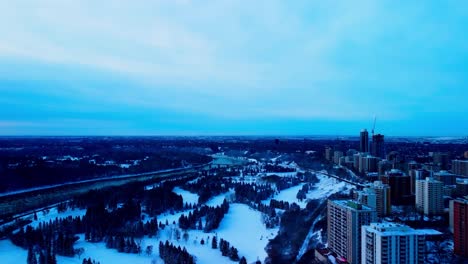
left=361, top=223, right=427, bottom=264
left=415, top=177, right=444, bottom=215
left=371, top=134, right=385, bottom=159
left=452, top=160, right=468, bottom=176
left=360, top=129, right=369, bottom=153
left=381, top=169, right=413, bottom=206
left=327, top=200, right=377, bottom=264
left=451, top=198, right=468, bottom=257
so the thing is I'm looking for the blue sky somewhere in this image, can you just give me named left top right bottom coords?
left=0, top=0, right=467, bottom=136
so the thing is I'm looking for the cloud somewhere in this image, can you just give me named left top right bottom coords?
left=0, top=0, right=467, bottom=135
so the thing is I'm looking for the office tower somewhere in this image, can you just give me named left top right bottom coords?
left=432, top=152, right=449, bottom=170
left=452, top=160, right=468, bottom=176
left=456, top=179, right=468, bottom=197
left=361, top=223, right=428, bottom=264
left=360, top=129, right=369, bottom=153
left=372, top=181, right=391, bottom=217
left=409, top=169, right=430, bottom=195
left=353, top=153, right=361, bottom=171
left=359, top=155, right=379, bottom=174
left=408, top=161, right=421, bottom=172
left=381, top=169, right=414, bottom=205
left=451, top=199, right=468, bottom=257
left=334, top=151, right=344, bottom=165
left=347, top=149, right=358, bottom=157
left=433, top=170, right=457, bottom=185
left=327, top=200, right=377, bottom=264
left=325, top=147, right=334, bottom=161
left=371, top=134, right=385, bottom=159
left=415, top=177, right=444, bottom=215
left=356, top=181, right=391, bottom=217
left=378, top=159, right=392, bottom=176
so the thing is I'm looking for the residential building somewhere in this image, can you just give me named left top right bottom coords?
left=452, top=160, right=468, bottom=176
left=327, top=200, right=377, bottom=264
left=361, top=223, right=434, bottom=264
left=415, top=177, right=444, bottom=215
left=451, top=199, right=468, bottom=257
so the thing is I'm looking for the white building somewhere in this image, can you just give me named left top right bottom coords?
left=361, top=223, right=438, bottom=264
left=415, top=177, right=444, bottom=215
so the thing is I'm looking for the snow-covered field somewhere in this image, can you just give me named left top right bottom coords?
left=173, top=187, right=199, bottom=205
left=306, top=173, right=354, bottom=200
left=0, top=202, right=277, bottom=264
left=215, top=204, right=278, bottom=262
left=205, top=191, right=234, bottom=207
left=263, top=173, right=355, bottom=208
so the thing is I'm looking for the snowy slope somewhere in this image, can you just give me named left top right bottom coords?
left=216, top=204, right=278, bottom=262
left=173, top=187, right=200, bottom=205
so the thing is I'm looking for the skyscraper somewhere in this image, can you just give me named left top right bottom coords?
left=415, top=177, right=444, bottom=215
left=371, top=134, right=385, bottom=159
left=327, top=200, right=377, bottom=264
left=361, top=223, right=430, bottom=264
left=360, top=129, right=369, bottom=153
left=381, top=169, right=413, bottom=206
left=452, top=160, right=468, bottom=176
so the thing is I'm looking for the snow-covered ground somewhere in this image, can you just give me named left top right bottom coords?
left=259, top=172, right=297, bottom=178
left=0, top=203, right=277, bottom=264
left=173, top=187, right=199, bottom=205
left=215, top=203, right=278, bottom=262
left=306, top=173, right=354, bottom=200
left=263, top=173, right=355, bottom=208
left=205, top=191, right=234, bottom=207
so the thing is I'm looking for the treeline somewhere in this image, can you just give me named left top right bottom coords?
left=183, top=177, right=230, bottom=204
left=234, top=183, right=274, bottom=204
left=82, top=258, right=100, bottom=264
left=159, top=240, right=195, bottom=264
left=105, top=236, right=141, bottom=254
left=178, top=200, right=229, bottom=232
left=12, top=218, right=79, bottom=257
left=0, top=137, right=212, bottom=192
left=211, top=236, right=244, bottom=263
left=264, top=164, right=296, bottom=173
left=71, top=178, right=191, bottom=218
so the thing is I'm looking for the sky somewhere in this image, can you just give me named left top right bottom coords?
left=0, top=0, right=467, bottom=136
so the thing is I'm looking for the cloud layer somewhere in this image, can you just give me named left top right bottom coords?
left=0, top=0, right=467, bottom=135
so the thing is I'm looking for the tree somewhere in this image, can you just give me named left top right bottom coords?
left=145, top=245, right=153, bottom=256
left=229, top=246, right=240, bottom=261
left=239, top=257, right=247, bottom=264
left=74, top=248, right=85, bottom=259
left=27, top=247, right=37, bottom=264
left=211, top=236, right=218, bottom=249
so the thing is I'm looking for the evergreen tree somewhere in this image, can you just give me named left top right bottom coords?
left=239, top=256, right=247, bottom=264
left=229, top=246, right=240, bottom=261
left=27, top=247, right=37, bottom=264
left=211, top=236, right=218, bottom=249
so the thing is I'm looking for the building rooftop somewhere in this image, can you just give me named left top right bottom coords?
left=457, top=178, right=468, bottom=184
left=330, top=200, right=374, bottom=211
left=364, top=222, right=442, bottom=236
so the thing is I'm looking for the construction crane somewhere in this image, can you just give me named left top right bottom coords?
left=371, top=115, right=377, bottom=137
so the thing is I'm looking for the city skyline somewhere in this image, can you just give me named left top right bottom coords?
left=1, top=1, right=468, bottom=136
